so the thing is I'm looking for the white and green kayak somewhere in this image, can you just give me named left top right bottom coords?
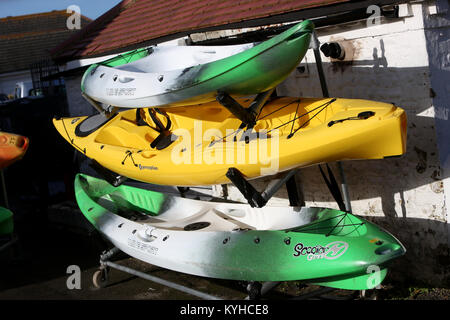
left=81, top=20, right=313, bottom=108
left=75, top=173, right=405, bottom=290
left=0, top=207, right=13, bottom=236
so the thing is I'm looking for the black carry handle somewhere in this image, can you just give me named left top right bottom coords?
left=328, top=111, right=375, bottom=127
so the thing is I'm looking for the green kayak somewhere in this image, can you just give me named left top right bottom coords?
left=81, top=20, right=314, bottom=108
left=75, top=173, right=405, bottom=290
left=0, top=207, right=13, bottom=236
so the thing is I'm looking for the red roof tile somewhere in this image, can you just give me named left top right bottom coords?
left=0, top=10, right=91, bottom=74
left=51, top=0, right=352, bottom=61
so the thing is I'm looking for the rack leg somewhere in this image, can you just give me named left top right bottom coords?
left=226, top=168, right=300, bottom=208
left=337, top=162, right=352, bottom=213
left=311, top=31, right=352, bottom=213
left=260, top=169, right=298, bottom=203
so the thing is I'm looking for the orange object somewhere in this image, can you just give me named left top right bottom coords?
left=0, top=131, right=29, bottom=169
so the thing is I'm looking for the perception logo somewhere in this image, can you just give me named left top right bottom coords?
left=293, top=241, right=349, bottom=261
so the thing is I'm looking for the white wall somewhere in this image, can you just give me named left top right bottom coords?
left=423, top=0, right=450, bottom=247
left=214, top=1, right=449, bottom=286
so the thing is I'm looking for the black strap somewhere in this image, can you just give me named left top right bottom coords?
left=285, top=174, right=303, bottom=207
left=148, top=108, right=169, bottom=132
left=328, top=111, right=375, bottom=127
left=135, top=109, right=148, bottom=126
left=136, top=108, right=176, bottom=150
left=226, top=168, right=266, bottom=208
left=318, top=164, right=346, bottom=212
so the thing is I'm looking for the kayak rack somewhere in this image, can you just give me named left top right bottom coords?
left=310, top=30, right=352, bottom=213
left=87, top=31, right=357, bottom=301
left=82, top=93, right=119, bottom=118
left=93, top=247, right=223, bottom=300
left=92, top=246, right=359, bottom=300
left=223, top=31, right=352, bottom=212
left=226, top=167, right=303, bottom=208
left=216, top=88, right=274, bottom=127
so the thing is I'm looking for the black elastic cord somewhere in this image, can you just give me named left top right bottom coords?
left=121, top=150, right=138, bottom=167
left=318, top=163, right=346, bottom=212
left=286, top=98, right=336, bottom=138
left=61, top=118, right=87, bottom=154
left=287, top=100, right=301, bottom=139
left=267, top=98, right=336, bottom=136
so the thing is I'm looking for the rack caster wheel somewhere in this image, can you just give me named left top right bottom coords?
left=247, top=281, right=262, bottom=300
left=93, top=268, right=109, bottom=288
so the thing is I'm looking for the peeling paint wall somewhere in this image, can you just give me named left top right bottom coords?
left=214, top=1, right=450, bottom=286
left=422, top=0, right=450, bottom=250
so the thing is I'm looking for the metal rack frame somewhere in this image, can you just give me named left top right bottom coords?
left=89, top=32, right=357, bottom=300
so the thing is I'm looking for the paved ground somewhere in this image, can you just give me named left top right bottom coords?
left=1, top=201, right=448, bottom=302
left=0, top=204, right=356, bottom=301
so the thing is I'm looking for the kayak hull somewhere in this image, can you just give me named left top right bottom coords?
left=54, top=97, right=407, bottom=186
left=0, top=131, right=29, bottom=169
left=81, top=21, right=313, bottom=108
left=75, top=173, right=406, bottom=289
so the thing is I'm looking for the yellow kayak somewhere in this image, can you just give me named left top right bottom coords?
left=53, top=97, right=407, bottom=186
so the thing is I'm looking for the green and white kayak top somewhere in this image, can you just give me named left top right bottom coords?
left=81, top=20, right=313, bottom=108
left=75, top=173, right=406, bottom=290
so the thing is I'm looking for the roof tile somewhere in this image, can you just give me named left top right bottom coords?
left=51, top=0, right=351, bottom=60
left=0, top=10, right=91, bottom=74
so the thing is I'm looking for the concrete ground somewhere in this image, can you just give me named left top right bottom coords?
left=0, top=226, right=354, bottom=300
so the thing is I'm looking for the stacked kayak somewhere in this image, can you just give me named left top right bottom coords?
left=0, top=131, right=29, bottom=238
left=81, top=20, right=313, bottom=108
left=75, top=173, right=405, bottom=289
left=54, top=96, right=406, bottom=186
left=54, top=18, right=407, bottom=292
left=0, top=131, right=29, bottom=169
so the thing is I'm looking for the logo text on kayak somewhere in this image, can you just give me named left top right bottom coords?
left=293, top=241, right=349, bottom=261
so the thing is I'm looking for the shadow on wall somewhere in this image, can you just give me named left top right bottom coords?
left=269, top=45, right=449, bottom=286
left=368, top=216, right=449, bottom=287
left=421, top=0, right=450, bottom=173
left=277, top=61, right=446, bottom=190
